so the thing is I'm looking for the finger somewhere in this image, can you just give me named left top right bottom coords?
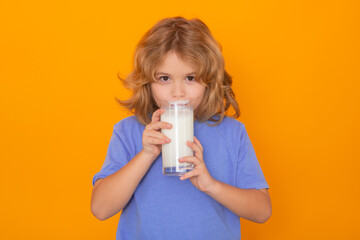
left=187, top=141, right=203, bottom=160
left=146, top=121, right=172, bottom=131
left=151, top=108, right=166, bottom=122
left=145, top=136, right=168, bottom=145
left=193, top=136, right=203, bottom=151
left=179, top=156, right=198, bottom=165
left=146, top=131, right=171, bottom=143
left=180, top=168, right=199, bottom=180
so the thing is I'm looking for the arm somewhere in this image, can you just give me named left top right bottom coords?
left=179, top=137, right=272, bottom=223
left=91, top=150, right=156, bottom=221
left=206, top=182, right=271, bottom=223
left=91, top=109, right=172, bottom=221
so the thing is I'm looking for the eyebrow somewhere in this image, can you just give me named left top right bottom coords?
left=155, top=72, right=197, bottom=76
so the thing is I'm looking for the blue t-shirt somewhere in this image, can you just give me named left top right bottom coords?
left=93, top=116, right=269, bottom=240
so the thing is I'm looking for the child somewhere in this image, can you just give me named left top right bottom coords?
left=91, top=16, right=271, bottom=240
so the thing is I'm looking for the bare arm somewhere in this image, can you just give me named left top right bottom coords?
left=206, top=182, right=271, bottom=223
left=91, top=109, right=171, bottom=220
left=91, top=150, right=156, bottom=220
left=179, top=138, right=272, bottom=223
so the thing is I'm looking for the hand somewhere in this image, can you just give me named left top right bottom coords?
left=141, top=109, right=172, bottom=161
left=179, top=136, right=216, bottom=193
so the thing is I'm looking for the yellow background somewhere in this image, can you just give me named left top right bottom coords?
left=1, top=0, right=359, bottom=239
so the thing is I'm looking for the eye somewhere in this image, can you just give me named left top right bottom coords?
left=158, top=76, right=170, bottom=82
left=186, top=76, right=195, bottom=82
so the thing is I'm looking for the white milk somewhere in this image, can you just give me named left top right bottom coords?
left=161, top=105, right=194, bottom=176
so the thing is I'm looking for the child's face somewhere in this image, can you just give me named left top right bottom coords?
left=151, top=51, right=206, bottom=110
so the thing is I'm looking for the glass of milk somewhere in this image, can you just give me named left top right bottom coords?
left=161, top=100, right=194, bottom=176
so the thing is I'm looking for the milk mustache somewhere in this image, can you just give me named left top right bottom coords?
left=161, top=100, right=194, bottom=176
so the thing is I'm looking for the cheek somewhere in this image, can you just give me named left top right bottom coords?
left=150, top=84, right=166, bottom=105
left=150, top=85, right=159, bottom=103
left=192, top=86, right=206, bottom=108
left=196, top=85, right=206, bottom=100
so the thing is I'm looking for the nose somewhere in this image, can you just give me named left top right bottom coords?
left=172, top=81, right=186, bottom=98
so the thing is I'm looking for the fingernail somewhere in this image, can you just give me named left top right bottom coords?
left=167, top=123, right=172, bottom=128
left=166, top=138, right=170, bottom=143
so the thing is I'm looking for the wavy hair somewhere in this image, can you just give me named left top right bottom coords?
left=116, top=16, right=240, bottom=125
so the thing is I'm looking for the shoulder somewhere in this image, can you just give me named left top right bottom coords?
left=199, top=116, right=246, bottom=141
left=113, top=115, right=144, bottom=133
left=114, top=115, right=143, bottom=128
left=215, top=117, right=248, bottom=144
left=215, top=116, right=246, bottom=133
left=220, top=116, right=244, bottom=128
left=111, top=116, right=144, bottom=151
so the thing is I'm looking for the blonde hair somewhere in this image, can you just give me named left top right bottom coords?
left=116, top=16, right=240, bottom=125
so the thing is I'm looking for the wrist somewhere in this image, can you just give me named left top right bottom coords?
left=204, top=178, right=221, bottom=196
left=139, top=149, right=159, bottom=163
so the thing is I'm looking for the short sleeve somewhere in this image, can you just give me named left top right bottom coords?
left=235, top=125, right=269, bottom=189
left=92, top=126, right=131, bottom=186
